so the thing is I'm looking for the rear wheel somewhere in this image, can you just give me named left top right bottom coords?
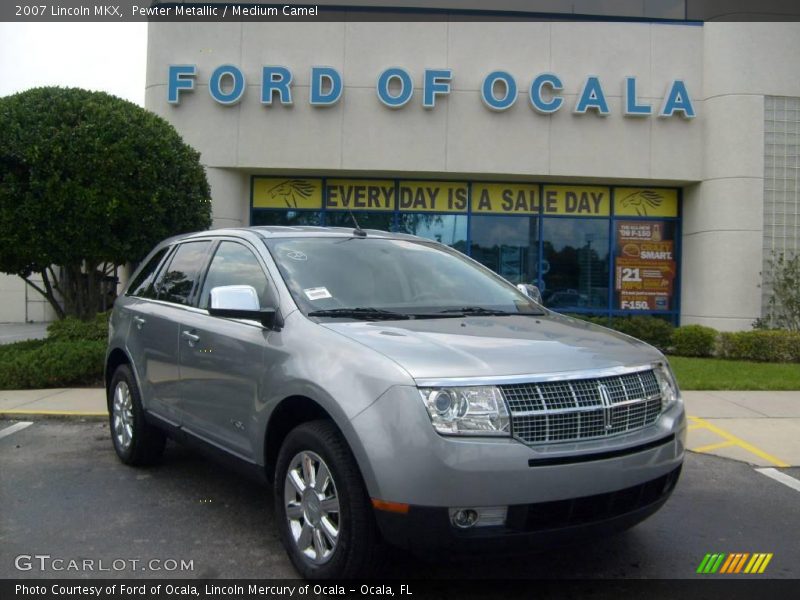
left=109, top=364, right=166, bottom=466
left=275, top=420, right=383, bottom=579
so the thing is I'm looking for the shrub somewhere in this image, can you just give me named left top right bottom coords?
left=717, top=330, right=800, bottom=363
left=606, top=316, right=675, bottom=352
left=671, top=325, right=718, bottom=357
left=0, top=338, right=47, bottom=356
left=575, top=315, right=611, bottom=327
left=47, top=312, right=109, bottom=342
left=0, top=340, right=105, bottom=389
left=0, top=312, right=109, bottom=389
left=564, top=314, right=675, bottom=352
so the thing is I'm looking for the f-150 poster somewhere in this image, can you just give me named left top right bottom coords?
left=614, top=221, right=676, bottom=311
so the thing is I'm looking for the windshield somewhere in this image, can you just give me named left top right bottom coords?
left=263, top=236, right=544, bottom=318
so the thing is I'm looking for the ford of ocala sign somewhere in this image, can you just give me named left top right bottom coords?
left=167, top=65, right=696, bottom=118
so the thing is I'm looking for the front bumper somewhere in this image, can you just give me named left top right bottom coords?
left=348, top=385, right=686, bottom=508
left=374, top=464, right=681, bottom=552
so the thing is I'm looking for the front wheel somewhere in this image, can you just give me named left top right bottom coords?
left=275, top=420, right=383, bottom=579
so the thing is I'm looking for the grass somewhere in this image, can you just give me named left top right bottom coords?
left=668, top=356, right=800, bottom=391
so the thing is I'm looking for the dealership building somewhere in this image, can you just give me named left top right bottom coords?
left=3, top=3, right=799, bottom=330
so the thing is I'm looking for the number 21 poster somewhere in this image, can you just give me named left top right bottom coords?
left=614, top=221, right=676, bottom=311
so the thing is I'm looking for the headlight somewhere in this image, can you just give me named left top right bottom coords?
left=418, top=386, right=510, bottom=436
left=653, top=362, right=680, bottom=410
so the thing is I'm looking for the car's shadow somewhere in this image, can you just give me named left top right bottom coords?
left=154, top=440, right=650, bottom=580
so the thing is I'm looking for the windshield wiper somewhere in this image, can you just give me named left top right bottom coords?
left=437, top=306, right=513, bottom=316
left=437, top=306, right=546, bottom=317
left=307, top=307, right=411, bottom=321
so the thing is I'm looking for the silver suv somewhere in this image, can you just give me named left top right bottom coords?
left=106, top=226, right=685, bottom=579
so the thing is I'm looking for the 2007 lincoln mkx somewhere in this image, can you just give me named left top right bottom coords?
left=105, top=226, right=685, bottom=579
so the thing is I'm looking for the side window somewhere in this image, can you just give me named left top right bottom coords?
left=155, top=241, right=211, bottom=306
left=127, top=247, right=169, bottom=299
left=199, top=241, right=272, bottom=309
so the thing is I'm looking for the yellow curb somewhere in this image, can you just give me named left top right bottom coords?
left=0, top=409, right=107, bottom=418
left=688, top=415, right=790, bottom=468
left=690, top=440, right=735, bottom=453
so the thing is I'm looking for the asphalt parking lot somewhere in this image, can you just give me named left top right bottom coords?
left=1, top=419, right=798, bottom=580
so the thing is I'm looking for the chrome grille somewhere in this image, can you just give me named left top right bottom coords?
left=502, top=370, right=662, bottom=444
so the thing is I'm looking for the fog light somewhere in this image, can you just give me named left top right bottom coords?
left=448, top=506, right=508, bottom=528
left=450, top=509, right=478, bottom=529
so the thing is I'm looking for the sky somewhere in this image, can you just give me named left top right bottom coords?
left=0, top=23, right=147, bottom=106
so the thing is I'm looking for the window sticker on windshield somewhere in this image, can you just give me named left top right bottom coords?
left=304, top=287, right=332, bottom=301
left=284, top=249, right=307, bottom=261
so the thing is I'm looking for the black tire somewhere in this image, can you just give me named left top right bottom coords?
left=108, top=364, right=166, bottom=466
left=274, top=420, right=384, bottom=579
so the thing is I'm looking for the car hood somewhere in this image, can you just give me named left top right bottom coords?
left=320, top=313, right=663, bottom=381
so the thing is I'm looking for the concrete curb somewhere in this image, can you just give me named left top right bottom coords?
left=0, top=387, right=106, bottom=419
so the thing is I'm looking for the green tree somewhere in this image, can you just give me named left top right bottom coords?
left=0, top=87, right=211, bottom=320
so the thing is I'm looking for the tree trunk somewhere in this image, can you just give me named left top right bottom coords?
left=23, top=261, right=112, bottom=321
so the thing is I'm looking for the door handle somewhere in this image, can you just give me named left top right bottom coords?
left=182, top=330, right=200, bottom=346
left=133, top=316, right=146, bottom=329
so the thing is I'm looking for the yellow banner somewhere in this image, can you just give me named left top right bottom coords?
left=252, top=178, right=678, bottom=219
left=325, top=179, right=395, bottom=211
left=614, top=187, right=678, bottom=217
left=542, top=186, right=610, bottom=216
left=253, top=177, right=323, bottom=209
left=472, top=183, right=539, bottom=214
left=397, top=181, right=468, bottom=213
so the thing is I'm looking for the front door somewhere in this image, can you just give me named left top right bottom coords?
left=178, top=240, right=278, bottom=461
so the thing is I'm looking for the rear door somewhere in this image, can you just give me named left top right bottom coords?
left=126, top=240, right=212, bottom=425
left=178, top=239, right=278, bottom=460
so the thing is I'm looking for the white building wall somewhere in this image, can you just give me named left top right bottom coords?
left=0, top=273, right=57, bottom=324
left=0, top=274, right=27, bottom=323
left=679, top=23, right=800, bottom=331
left=145, top=20, right=704, bottom=212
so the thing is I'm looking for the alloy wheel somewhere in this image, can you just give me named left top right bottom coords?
left=283, top=450, right=341, bottom=564
left=112, top=381, right=134, bottom=451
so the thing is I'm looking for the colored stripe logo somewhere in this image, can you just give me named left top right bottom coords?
left=696, top=553, right=773, bottom=574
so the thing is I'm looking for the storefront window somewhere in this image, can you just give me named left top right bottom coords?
left=542, top=219, right=609, bottom=311
left=252, top=210, right=322, bottom=227
left=250, top=177, right=681, bottom=321
left=325, top=211, right=395, bottom=231
left=470, top=215, right=538, bottom=286
left=397, top=214, right=468, bottom=252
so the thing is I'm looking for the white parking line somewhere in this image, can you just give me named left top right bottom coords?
left=756, top=467, right=800, bottom=493
left=0, top=421, right=33, bottom=440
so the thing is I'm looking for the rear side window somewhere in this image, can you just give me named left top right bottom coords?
left=127, top=247, right=169, bottom=299
left=155, top=241, right=211, bottom=306
left=199, top=241, right=273, bottom=309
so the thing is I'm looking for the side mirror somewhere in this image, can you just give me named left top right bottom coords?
left=516, top=283, right=543, bottom=304
left=208, top=285, right=283, bottom=330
